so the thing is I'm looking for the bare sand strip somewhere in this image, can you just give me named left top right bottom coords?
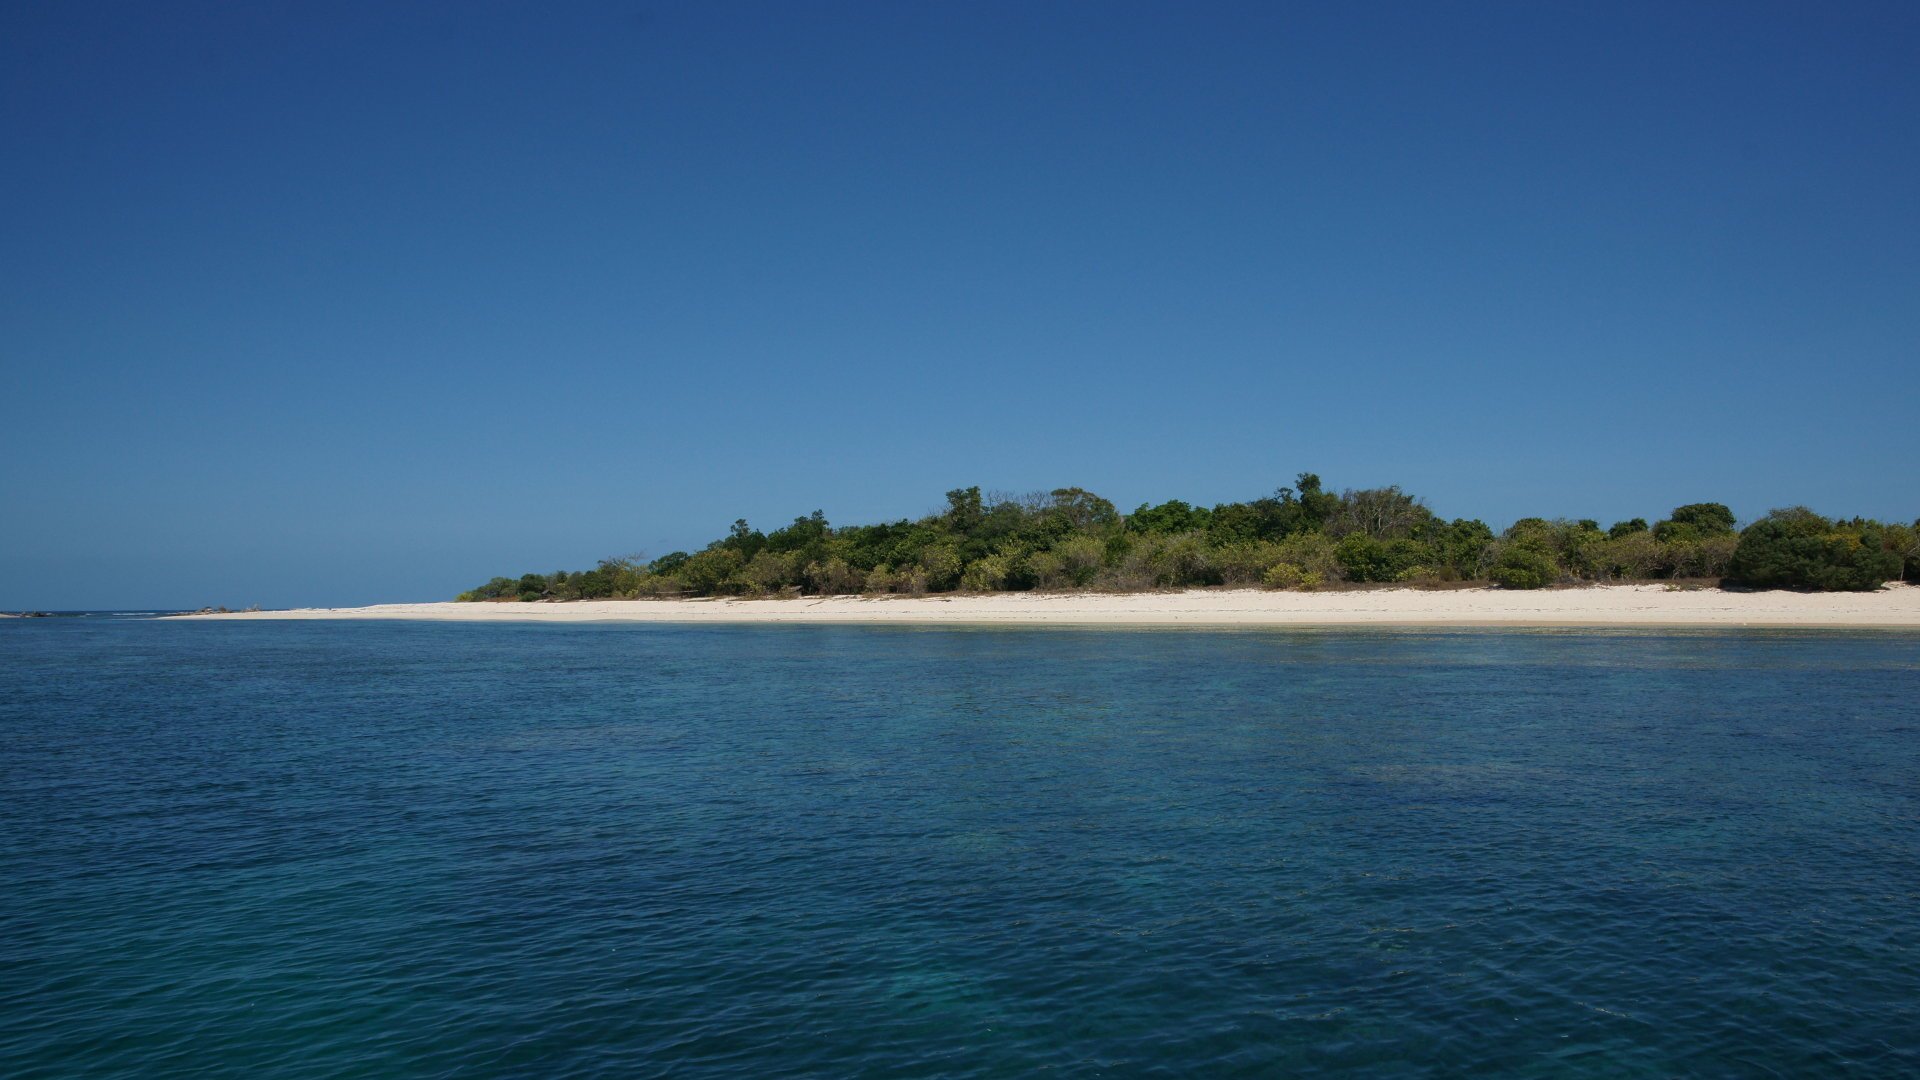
left=173, top=584, right=1920, bottom=628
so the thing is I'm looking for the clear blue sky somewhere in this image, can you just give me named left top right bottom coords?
left=4, top=1, right=1916, bottom=609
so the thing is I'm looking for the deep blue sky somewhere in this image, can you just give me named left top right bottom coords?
left=4, top=1, right=1917, bottom=609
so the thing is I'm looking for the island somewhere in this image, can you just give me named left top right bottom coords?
left=175, top=474, right=1920, bottom=626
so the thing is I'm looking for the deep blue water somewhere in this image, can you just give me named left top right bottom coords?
left=3, top=620, right=1918, bottom=1077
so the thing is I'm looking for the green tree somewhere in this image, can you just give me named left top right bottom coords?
left=1330, top=486, right=1432, bottom=539
left=1889, top=521, right=1920, bottom=581
left=1129, top=499, right=1210, bottom=534
left=1669, top=503, right=1736, bottom=534
left=944, top=487, right=984, bottom=535
left=1654, top=503, right=1736, bottom=544
left=765, top=511, right=830, bottom=553
left=1292, top=473, right=1340, bottom=532
left=1045, top=488, right=1120, bottom=531
left=722, top=519, right=766, bottom=560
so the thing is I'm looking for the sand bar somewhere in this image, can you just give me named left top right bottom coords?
left=172, top=584, right=1920, bottom=628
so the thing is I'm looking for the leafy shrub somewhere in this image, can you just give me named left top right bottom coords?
left=1335, top=535, right=1385, bottom=581
left=1336, top=535, right=1435, bottom=583
left=1102, top=542, right=1157, bottom=591
left=1271, top=533, right=1341, bottom=583
left=1148, top=533, right=1215, bottom=587
left=804, top=557, right=863, bottom=595
left=1425, top=518, right=1495, bottom=579
left=1490, top=545, right=1559, bottom=589
left=676, top=549, right=743, bottom=594
left=1664, top=534, right=1738, bottom=579
left=730, top=552, right=795, bottom=594
left=1725, top=509, right=1901, bottom=590
left=1598, top=532, right=1661, bottom=579
left=960, top=555, right=1012, bottom=592
left=1213, top=541, right=1285, bottom=586
left=1052, top=535, right=1106, bottom=587
left=1556, top=523, right=1610, bottom=579
left=1262, top=562, right=1322, bottom=590
left=918, top=543, right=964, bottom=591
left=633, top=575, right=684, bottom=597
left=1024, top=550, right=1067, bottom=590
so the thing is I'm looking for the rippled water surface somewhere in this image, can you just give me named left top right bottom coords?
left=3, top=620, right=1918, bottom=1077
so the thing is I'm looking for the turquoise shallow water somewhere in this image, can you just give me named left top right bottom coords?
left=3, top=620, right=1917, bottom=1077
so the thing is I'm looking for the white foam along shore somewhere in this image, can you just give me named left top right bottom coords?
left=171, top=584, right=1920, bottom=628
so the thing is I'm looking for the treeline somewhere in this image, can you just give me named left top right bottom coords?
left=459, top=474, right=1919, bottom=601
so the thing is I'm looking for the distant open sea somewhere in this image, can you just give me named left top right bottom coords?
left=3, top=619, right=1917, bottom=1077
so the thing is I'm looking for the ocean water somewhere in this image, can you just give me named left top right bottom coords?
left=3, top=620, right=1917, bottom=1078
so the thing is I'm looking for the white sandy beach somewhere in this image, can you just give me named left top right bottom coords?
left=173, top=583, right=1920, bottom=627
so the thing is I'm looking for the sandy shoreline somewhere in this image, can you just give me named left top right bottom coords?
left=171, top=584, right=1920, bottom=628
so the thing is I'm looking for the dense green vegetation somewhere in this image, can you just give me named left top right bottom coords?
left=1725, top=509, right=1910, bottom=590
left=460, top=475, right=1919, bottom=600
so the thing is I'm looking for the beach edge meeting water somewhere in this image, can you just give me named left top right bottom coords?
left=169, top=582, right=1920, bottom=627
